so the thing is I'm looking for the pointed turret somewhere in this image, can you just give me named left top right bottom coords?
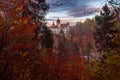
left=56, top=18, right=60, bottom=25
left=52, top=21, right=55, bottom=27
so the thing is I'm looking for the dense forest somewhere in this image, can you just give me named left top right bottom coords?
left=0, top=0, right=120, bottom=80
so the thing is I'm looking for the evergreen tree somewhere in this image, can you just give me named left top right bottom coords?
left=94, top=4, right=120, bottom=53
left=58, top=30, right=66, bottom=56
left=23, top=0, right=54, bottom=51
left=35, top=24, right=54, bottom=50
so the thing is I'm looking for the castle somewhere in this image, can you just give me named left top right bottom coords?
left=49, top=18, right=71, bottom=53
left=49, top=18, right=70, bottom=36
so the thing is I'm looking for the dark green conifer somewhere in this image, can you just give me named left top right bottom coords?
left=94, top=4, right=119, bottom=52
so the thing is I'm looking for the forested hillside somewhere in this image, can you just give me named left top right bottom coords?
left=0, top=0, right=120, bottom=80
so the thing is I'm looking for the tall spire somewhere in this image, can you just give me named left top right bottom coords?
left=52, top=21, right=55, bottom=27
left=57, top=17, right=60, bottom=24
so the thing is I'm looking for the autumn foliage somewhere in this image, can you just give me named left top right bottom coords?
left=0, top=51, right=88, bottom=80
left=0, top=0, right=88, bottom=80
left=0, top=0, right=120, bottom=80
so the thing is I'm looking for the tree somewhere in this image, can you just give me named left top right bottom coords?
left=87, top=51, right=120, bottom=80
left=0, top=0, right=37, bottom=79
left=107, top=0, right=120, bottom=6
left=94, top=4, right=120, bottom=53
left=89, top=4, right=120, bottom=80
left=35, top=24, right=54, bottom=51
left=0, top=0, right=27, bottom=54
left=25, top=0, right=54, bottom=51
left=0, top=0, right=30, bottom=80
left=58, top=30, right=66, bottom=56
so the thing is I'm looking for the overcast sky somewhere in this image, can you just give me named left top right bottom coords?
left=46, top=0, right=107, bottom=25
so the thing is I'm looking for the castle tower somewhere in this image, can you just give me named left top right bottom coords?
left=57, top=18, right=60, bottom=24
left=52, top=21, right=55, bottom=28
left=56, top=18, right=61, bottom=28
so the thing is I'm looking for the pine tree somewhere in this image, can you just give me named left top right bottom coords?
left=24, top=0, right=54, bottom=51
left=92, top=4, right=120, bottom=79
left=94, top=4, right=120, bottom=53
left=35, top=24, right=54, bottom=50
left=58, top=30, right=67, bottom=56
